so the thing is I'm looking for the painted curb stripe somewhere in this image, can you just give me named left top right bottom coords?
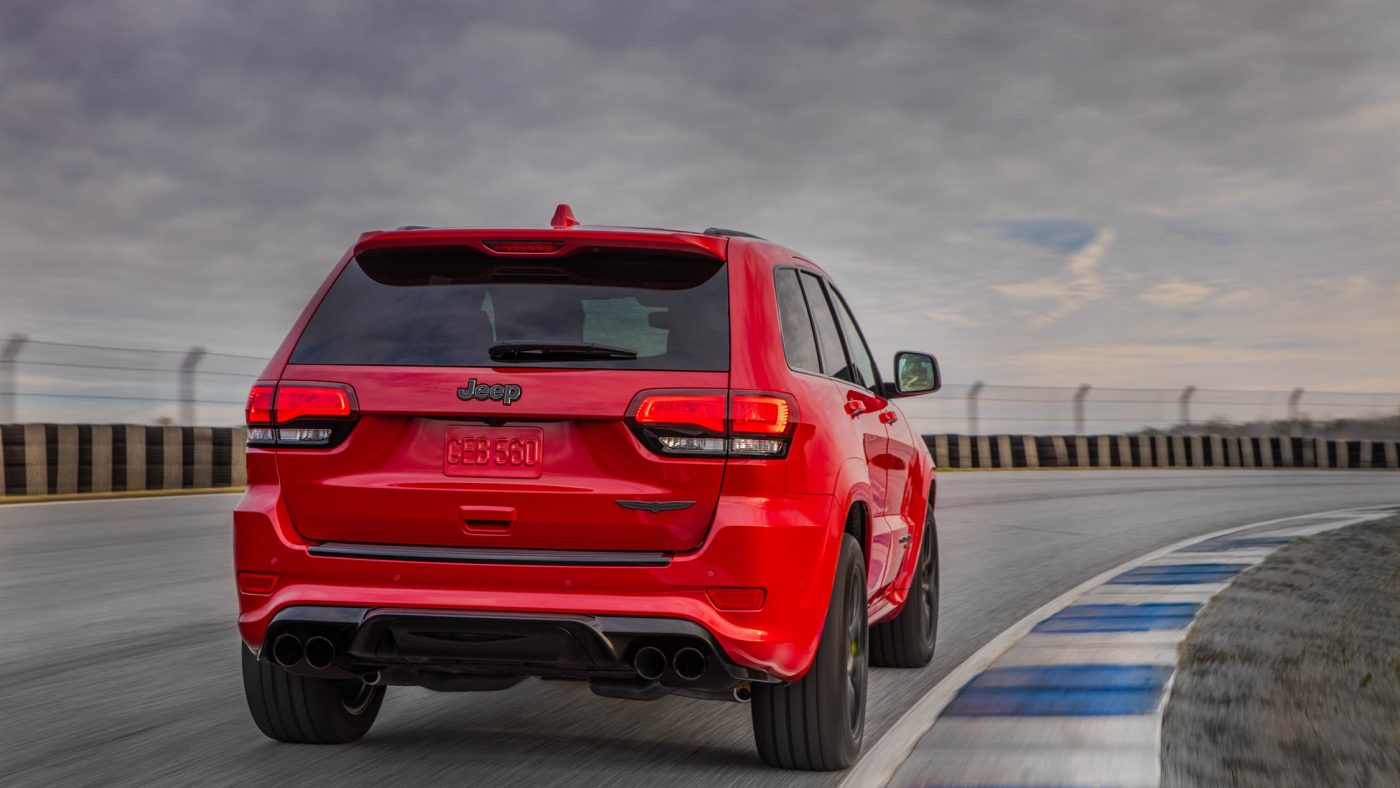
left=943, top=664, right=1176, bottom=720
left=1106, top=563, right=1248, bottom=585
left=943, top=688, right=1166, bottom=717
left=1031, top=603, right=1201, bottom=634
left=1184, top=536, right=1292, bottom=552
left=956, top=665, right=1172, bottom=690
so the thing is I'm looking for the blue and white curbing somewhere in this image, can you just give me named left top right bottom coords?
left=845, top=505, right=1400, bottom=788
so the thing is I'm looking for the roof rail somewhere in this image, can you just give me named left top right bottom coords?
left=395, top=225, right=432, bottom=231
left=702, top=227, right=766, bottom=240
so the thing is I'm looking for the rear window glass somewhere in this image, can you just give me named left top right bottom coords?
left=290, top=247, right=729, bottom=370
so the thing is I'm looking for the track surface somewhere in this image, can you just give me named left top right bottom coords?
left=2, top=470, right=1397, bottom=787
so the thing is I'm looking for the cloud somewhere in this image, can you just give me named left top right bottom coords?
left=1160, top=218, right=1235, bottom=247
left=986, top=219, right=1099, bottom=255
left=1014, top=343, right=1269, bottom=366
left=1301, top=274, right=1377, bottom=299
left=993, top=228, right=1115, bottom=323
left=922, top=306, right=975, bottom=327
left=1212, top=290, right=1253, bottom=307
left=1139, top=279, right=1216, bottom=308
left=1340, top=275, right=1373, bottom=299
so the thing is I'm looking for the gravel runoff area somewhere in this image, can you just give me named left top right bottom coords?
left=1162, top=514, right=1400, bottom=787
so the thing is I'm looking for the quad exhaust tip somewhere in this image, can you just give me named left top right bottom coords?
left=633, top=646, right=666, bottom=681
left=304, top=636, right=336, bottom=670
left=673, top=647, right=706, bottom=681
left=271, top=634, right=303, bottom=668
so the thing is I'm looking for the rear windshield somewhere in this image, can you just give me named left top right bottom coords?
left=289, top=246, right=729, bottom=370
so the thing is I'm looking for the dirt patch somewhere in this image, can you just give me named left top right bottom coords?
left=1162, top=514, right=1400, bottom=787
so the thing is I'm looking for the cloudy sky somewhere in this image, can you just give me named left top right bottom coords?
left=3, top=0, right=1398, bottom=395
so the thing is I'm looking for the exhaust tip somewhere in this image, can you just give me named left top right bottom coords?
left=271, top=634, right=303, bottom=668
left=733, top=683, right=752, bottom=703
left=673, top=647, right=706, bottom=681
left=634, top=646, right=666, bottom=681
left=304, top=636, right=336, bottom=670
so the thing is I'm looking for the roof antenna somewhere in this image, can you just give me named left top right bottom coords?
left=551, top=204, right=579, bottom=229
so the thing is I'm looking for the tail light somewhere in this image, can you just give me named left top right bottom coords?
left=246, top=385, right=275, bottom=425
left=245, top=381, right=358, bottom=448
left=627, top=389, right=797, bottom=458
left=635, top=393, right=727, bottom=433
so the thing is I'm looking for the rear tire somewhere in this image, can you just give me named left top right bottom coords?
left=752, top=533, right=867, bottom=770
left=241, top=644, right=385, bottom=744
left=870, top=506, right=938, bottom=668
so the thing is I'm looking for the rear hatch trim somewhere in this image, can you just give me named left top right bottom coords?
left=307, top=541, right=672, bottom=567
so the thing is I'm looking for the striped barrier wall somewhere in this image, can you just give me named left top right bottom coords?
left=924, top=434, right=1400, bottom=470
left=0, top=424, right=247, bottom=497
left=1, top=427, right=1395, bottom=497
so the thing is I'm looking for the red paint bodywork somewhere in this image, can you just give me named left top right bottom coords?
left=235, top=223, right=936, bottom=682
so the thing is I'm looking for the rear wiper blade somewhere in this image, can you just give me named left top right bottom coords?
left=488, top=341, right=639, bottom=361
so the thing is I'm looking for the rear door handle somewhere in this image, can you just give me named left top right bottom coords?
left=898, top=534, right=913, bottom=545
left=844, top=400, right=866, bottom=417
left=459, top=505, right=515, bottom=534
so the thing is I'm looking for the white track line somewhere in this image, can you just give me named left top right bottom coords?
left=842, top=505, right=1399, bottom=788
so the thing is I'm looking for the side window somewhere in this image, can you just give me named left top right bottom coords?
left=830, top=288, right=880, bottom=391
left=798, top=271, right=855, bottom=383
left=773, top=270, right=821, bottom=372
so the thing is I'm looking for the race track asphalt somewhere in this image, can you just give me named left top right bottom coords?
left=2, top=470, right=1397, bottom=787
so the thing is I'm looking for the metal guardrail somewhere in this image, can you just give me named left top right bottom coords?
left=2, top=334, right=1398, bottom=435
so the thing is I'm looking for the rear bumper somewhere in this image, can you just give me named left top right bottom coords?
left=234, top=484, right=842, bottom=682
left=259, top=606, right=776, bottom=693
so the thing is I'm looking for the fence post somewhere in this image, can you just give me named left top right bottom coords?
left=178, top=346, right=207, bottom=426
left=1073, top=384, right=1091, bottom=435
left=1179, top=385, right=1196, bottom=429
left=1, top=333, right=28, bottom=424
left=967, top=381, right=984, bottom=435
left=1287, top=388, right=1304, bottom=437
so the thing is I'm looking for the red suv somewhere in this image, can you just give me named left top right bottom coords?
left=235, top=206, right=942, bottom=770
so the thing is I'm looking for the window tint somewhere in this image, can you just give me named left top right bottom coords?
left=773, top=269, right=821, bottom=372
left=798, top=271, right=854, bottom=382
left=830, top=289, right=880, bottom=390
left=580, top=297, right=669, bottom=356
left=290, top=247, right=729, bottom=370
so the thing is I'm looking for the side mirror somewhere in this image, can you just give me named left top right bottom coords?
left=886, top=351, right=941, bottom=397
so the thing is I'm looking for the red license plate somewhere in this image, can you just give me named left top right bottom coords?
left=444, top=426, right=543, bottom=478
